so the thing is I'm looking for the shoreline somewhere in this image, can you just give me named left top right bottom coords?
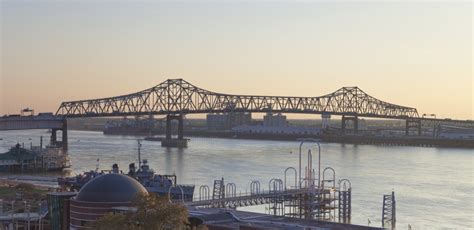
left=94, top=129, right=474, bottom=148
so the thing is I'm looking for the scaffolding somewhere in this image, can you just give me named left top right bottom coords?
left=338, top=179, right=352, bottom=224
left=382, top=191, right=396, bottom=229
left=268, top=178, right=284, bottom=216
left=212, top=178, right=225, bottom=208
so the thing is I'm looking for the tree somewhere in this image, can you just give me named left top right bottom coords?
left=89, top=193, right=197, bottom=230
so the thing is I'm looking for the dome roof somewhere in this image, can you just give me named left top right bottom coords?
left=76, top=173, right=148, bottom=202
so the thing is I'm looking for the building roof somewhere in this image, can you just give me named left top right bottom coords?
left=189, top=208, right=383, bottom=230
left=75, top=173, right=148, bottom=203
left=0, top=145, right=36, bottom=161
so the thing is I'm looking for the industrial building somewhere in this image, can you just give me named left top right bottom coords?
left=437, top=128, right=474, bottom=139
left=232, top=125, right=322, bottom=136
left=263, top=112, right=288, bottom=127
left=233, top=112, right=322, bottom=136
left=207, top=112, right=252, bottom=130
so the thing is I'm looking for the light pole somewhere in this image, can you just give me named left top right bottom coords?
left=137, top=140, right=142, bottom=169
left=11, top=201, right=15, bottom=230
left=38, top=202, right=43, bottom=230
left=27, top=204, right=30, bottom=230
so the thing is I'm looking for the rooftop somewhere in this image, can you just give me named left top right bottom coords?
left=75, top=173, right=148, bottom=203
left=189, top=208, right=382, bottom=230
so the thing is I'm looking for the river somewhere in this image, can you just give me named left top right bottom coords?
left=1, top=130, right=472, bottom=229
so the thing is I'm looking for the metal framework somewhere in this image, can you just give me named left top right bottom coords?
left=188, top=178, right=349, bottom=221
left=56, top=79, right=419, bottom=119
left=382, top=191, right=396, bottom=229
left=185, top=142, right=351, bottom=223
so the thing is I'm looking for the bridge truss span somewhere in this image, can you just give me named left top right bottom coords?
left=56, top=79, right=419, bottom=119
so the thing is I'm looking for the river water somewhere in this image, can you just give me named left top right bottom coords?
left=0, top=130, right=473, bottom=229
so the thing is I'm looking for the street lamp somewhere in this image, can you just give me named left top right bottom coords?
left=38, top=202, right=43, bottom=230
left=27, top=204, right=31, bottom=230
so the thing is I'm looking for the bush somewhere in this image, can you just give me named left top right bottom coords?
left=15, top=183, right=35, bottom=191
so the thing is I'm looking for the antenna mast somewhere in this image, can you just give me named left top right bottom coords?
left=137, top=140, right=142, bottom=169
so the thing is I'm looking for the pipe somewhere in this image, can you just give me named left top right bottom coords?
left=298, top=138, right=321, bottom=188
left=284, top=167, right=297, bottom=190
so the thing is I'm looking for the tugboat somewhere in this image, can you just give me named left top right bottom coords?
left=58, top=141, right=195, bottom=201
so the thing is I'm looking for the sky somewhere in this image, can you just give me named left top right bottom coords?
left=0, top=0, right=472, bottom=119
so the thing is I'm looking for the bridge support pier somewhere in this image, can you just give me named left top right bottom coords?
left=405, top=119, right=421, bottom=136
left=341, top=115, right=358, bottom=134
left=321, top=113, right=331, bottom=130
left=162, top=114, right=187, bottom=148
left=50, top=119, right=68, bottom=151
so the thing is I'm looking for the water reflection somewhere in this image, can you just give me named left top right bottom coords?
left=0, top=130, right=472, bottom=229
left=162, top=147, right=185, bottom=178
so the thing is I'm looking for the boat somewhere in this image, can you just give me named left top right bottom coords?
left=0, top=143, right=71, bottom=172
left=144, top=136, right=165, bottom=141
left=144, top=136, right=191, bottom=142
left=128, top=160, right=195, bottom=201
left=58, top=170, right=103, bottom=191
left=58, top=141, right=195, bottom=201
left=57, top=159, right=103, bottom=191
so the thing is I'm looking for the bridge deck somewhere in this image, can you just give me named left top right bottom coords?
left=0, top=115, right=65, bottom=131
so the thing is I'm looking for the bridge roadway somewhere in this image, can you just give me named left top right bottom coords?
left=0, top=114, right=68, bottom=150
left=0, top=114, right=64, bottom=130
left=186, top=187, right=329, bottom=208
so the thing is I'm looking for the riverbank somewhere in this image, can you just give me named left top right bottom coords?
left=80, top=127, right=474, bottom=148
left=144, top=130, right=474, bottom=148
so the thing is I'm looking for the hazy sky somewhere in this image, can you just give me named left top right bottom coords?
left=1, top=0, right=472, bottom=119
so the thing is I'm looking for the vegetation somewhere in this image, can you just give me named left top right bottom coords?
left=0, top=182, right=47, bottom=201
left=0, top=182, right=48, bottom=212
left=90, top=193, right=206, bottom=230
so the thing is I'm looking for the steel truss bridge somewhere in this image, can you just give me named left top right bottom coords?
left=56, top=79, right=419, bottom=119
left=2, top=79, right=472, bottom=145
left=54, top=79, right=473, bottom=139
